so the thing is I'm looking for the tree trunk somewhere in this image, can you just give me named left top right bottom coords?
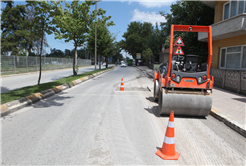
left=146, top=59, right=149, bottom=67
left=73, top=40, right=77, bottom=76
left=37, top=23, right=44, bottom=87
left=99, top=55, right=101, bottom=69
left=106, top=56, right=108, bottom=68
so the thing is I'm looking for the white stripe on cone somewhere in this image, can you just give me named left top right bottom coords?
left=168, top=121, right=174, bottom=128
left=164, top=136, right=175, bottom=144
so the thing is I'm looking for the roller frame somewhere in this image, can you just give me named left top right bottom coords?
left=154, top=25, right=213, bottom=117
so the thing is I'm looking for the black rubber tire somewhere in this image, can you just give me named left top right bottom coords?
left=158, top=88, right=163, bottom=115
left=154, top=80, right=159, bottom=102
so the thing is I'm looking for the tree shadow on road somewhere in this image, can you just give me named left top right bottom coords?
left=1, top=86, right=11, bottom=94
left=32, top=92, right=73, bottom=108
left=232, top=98, right=246, bottom=103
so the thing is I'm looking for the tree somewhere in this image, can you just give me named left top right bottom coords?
left=53, top=0, right=112, bottom=75
left=121, top=22, right=153, bottom=59
left=147, top=23, right=166, bottom=63
left=142, top=48, right=153, bottom=66
left=142, top=48, right=153, bottom=60
left=25, top=3, right=38, bottom=56
left=87, top=24, right=115, bottom=69
left=48, top=48, right=65, bottom=57
left=26, top=0, right=58, bottom=86
left=1, top=1, right=29, bottom=56
left=104, top=32, right=117, bottom=68
left=160, top=1, right=214, bottom=63
left=111, top=42, right=124, bottom=63
left=64, top=49, right=71, bottom=57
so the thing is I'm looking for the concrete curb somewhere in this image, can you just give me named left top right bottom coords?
left=136, top=66, right=246, bottom=138
left=211, top=108, right=246, bottom=138
left=1, top=67, right=115, bottom=117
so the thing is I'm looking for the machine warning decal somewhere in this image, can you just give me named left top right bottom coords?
left=174, top=36, right=185, bottom=46
left=174, top=46, right=184, bottom=55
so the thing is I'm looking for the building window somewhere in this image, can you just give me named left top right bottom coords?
left=220, top=45, right=246, bottom=70
left=223, top=0, right=245, bottom=20
left=243, top=46, right=246, bottom=68
left=230, top=1, right=238, bottom=17
left=238, top=0, right=244, bottom=14
left=245, top=1, right=246, bottom=13
left=221, top=49, right=226, bottom=67
left=224, top=2, right=230, bottom=20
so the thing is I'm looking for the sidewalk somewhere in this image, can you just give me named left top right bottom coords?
left=136, top=66, right=246, bottom=137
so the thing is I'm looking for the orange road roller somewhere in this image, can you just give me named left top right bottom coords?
left=154, top=25, right=213, bottom=116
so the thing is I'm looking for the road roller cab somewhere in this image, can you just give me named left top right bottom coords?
left=154, top=25, right=213, bottom=117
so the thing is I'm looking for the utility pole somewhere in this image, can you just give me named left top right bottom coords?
left=94, top=0, right=102, bottom=70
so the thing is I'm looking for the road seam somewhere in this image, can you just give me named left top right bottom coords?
left=1, top=67, right=116, bottom=118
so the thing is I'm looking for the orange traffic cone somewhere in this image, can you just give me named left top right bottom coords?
left=156, top=111, right=180, bottom=160
left=120, top=78, right=124, bottom=91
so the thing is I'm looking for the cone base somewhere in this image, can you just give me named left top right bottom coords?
left=156, top=149, right=180, bottom=160
left=120, top=88, right=124, bottom=91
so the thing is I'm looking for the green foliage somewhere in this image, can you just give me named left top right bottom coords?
left=142, top=48, right=153, bottom=60
left=121, top=22, right=153, bottom=59
left=53, top=1, right=94, bottom=45
left=64, top=49, right=71, bottom=57
left=53, top=0, right=113, bottom=73
left=26, top=1, right=57, bottom=38
left=1, top=1, right=29, bottom=56
left=88, top=25, right=115, bottom=62
left=26, top=0, right=59, bottom=86
left=86, top=8, right=115, bottom=68
left=160, top=1, right=214, bottom=63
left=48, top=48, right=65, bottom=57
left=111, top=42, right=124, bottom=63
left=147, top=23, right=166, bottom=62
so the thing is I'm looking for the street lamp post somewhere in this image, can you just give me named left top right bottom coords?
left=94, top=0, right=102, bottom=70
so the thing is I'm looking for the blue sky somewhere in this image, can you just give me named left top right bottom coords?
left=1, top=0, right=176, bottom=57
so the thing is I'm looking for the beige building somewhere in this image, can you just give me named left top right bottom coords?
left=198, top=1, right=246, bottom=94
left=158, top=45, right=177, bottom=63
left=198, top=1, right=246, bottom=70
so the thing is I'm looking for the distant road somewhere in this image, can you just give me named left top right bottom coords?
left=1, top=65, right=112, bottom=93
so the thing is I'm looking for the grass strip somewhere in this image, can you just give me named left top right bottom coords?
left=1, top=67, right=113, bottom=104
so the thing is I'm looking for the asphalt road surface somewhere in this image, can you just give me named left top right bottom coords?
left=1, top=65, right=109, bottom=94
left=1, top=66, right=245, bottom=165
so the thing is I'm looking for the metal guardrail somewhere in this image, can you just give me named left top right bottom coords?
left=1, top=56, right=91, bottom=76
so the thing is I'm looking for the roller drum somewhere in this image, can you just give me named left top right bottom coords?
left=159, top=89, right=212, bottom=116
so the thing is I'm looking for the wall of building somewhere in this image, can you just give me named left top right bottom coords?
left=212, top=34, right=246, bottom=69
left=214, top=1, right=227, bottom=23
left=211, top=69, right=246, bottom=95
left=159, top=53, right=169, bottom=63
